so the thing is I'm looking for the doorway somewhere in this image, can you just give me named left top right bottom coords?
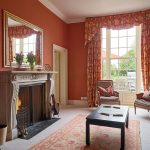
left=53, top=44, right=68, bottom=105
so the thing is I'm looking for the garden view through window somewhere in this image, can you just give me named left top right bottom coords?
left=101, top=26, right=141, bottom=91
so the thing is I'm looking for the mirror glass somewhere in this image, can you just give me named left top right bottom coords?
left=3, top=10, right=43, bottom=68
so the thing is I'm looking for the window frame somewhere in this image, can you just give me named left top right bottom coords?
left=101, top=26, right=142, bottom=92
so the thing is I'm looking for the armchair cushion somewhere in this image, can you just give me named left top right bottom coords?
left=100, top=96, right=119, bottom=101
left=136, top=91, right=150, bottom=101
left=142, top=90, right=150, bottom=100
left=135, top=99, right=150, bottom=107
left=97, top=86, right=109, bottom=97
left=107, top=86, right=115, bottom=96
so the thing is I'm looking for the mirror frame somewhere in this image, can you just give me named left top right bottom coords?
left=3, top=10, right=43, bottom=68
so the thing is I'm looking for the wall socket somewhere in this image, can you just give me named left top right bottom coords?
left=81, top=97, right=87, bottom=100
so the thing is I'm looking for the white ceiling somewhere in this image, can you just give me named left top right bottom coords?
left=39, top=0, right=150, bottom=23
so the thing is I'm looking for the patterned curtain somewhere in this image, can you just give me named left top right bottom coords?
left=87, top=31, right=101, bottom=107
left=85, top=9, right=150, bottom=106
left=141, top=10, right=150, bottom=90
left=35, top=32, right=41, bottom=65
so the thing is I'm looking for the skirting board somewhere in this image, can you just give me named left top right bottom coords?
left=68, top=100, right=88, bottom=107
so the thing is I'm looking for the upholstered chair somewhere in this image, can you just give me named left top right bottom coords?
left=134, top=91, right=150, bottom=114
left=96, top=80, right=120, bottom=105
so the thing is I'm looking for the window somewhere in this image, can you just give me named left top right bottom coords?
left=101, top=26, right=142, bottom=92
left=13, top=34, right=36, bottom=63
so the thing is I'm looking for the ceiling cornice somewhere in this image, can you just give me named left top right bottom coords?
left=38, top=0, right=85, bottom=24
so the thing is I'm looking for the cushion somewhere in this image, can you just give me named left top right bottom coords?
left=97, top=86, right=109, bottom=97
left=100, top=96, right=119, bottom=101
left=135, top=99, right=150, bottom=106
left=107, top=86, right=114, bottom=96
left=142, top=90, right=150, bottom=101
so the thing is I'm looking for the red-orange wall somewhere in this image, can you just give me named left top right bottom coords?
left=68, top=23, right=87, bottom=100
left=0, top=0, right=87, bottom=100
left=0, top=0, right=68, bottom=68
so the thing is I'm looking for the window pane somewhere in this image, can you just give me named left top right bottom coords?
left=102, top=39, right=106, bottom=49
left=119, top=48, right=127, bottom=57
left=119, top=37, right=127, bottom=47
left=111, top=30, right=118, bottom=37
left=23, top=44, right=28, bottom=53
left=110, top=59, right=119, bottom=80
left=24, top=38, right=28, bottom=43
left=119, top=70, right=127, bottom=77
left=29, top=35, right=34, bottom=43
left=128, top=48, right=136, bottom=56
left=128, top=27, right=136, bottom=36
left=128, top=36, right=135, bottom=48
left=16, top=45, right=20, bottom=53
left=119, top=59, right=128, bottom=70
left=29, top=44, right=34, bottom=52
left=111, top=48, right=118, bottom=58
left=102, top=49, right=106, bottom=59
left=111, top=38, right=118, bottom=48
left=111, top=59, right=118, bottom=69
left=102, top=28, right=106, bottom=38
left=16, top=39, right=20, bottom=44
left=110, top=69, right=118, bottom=80
left=127, top=71, right=136, bottom=91
left=102, top=59, right=107, bottom=79
left=119, top=29, right=127, bottom=37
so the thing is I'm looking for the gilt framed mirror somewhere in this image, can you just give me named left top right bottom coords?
left=3, top=10, right=43, bottom=68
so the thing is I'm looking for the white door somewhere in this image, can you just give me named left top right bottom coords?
left=54, top=51, right=60, bottom=102
left=53, top=44, right=68, bottom=105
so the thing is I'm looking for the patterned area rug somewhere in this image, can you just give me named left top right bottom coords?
left=30, top=114, right=140, bottom=150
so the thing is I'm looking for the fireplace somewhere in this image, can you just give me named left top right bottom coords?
left=17, top=84, right=46, bottom=138
left=0, top=70, right=55, bottom=140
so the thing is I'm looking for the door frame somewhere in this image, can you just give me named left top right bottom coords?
left=53, top=44, right=68, bottom=105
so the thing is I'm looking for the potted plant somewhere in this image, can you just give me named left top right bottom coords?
left=27, top=51, right=35, bottom=70
left=14, top=52, right=24, bottom=68
left=0, top=123, right=7, bottom=145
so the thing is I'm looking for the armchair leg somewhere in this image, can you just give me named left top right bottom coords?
left=134, top=106, right=136, bottom=114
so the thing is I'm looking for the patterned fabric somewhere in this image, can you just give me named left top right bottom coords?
left=87, top=32, right=101, bottom=107
left=141, top=10, right=150, bottom=90
left=85, top=9, right=150, bottom=106
left=100, top=96, right=119, bottom=101
left=30, top=114, right=140, bottom=150
left=135, top=99, right=150, bottom=106
left=107, top=86, right=114, bottom=96
left=97, top=86, right=109, bottom=96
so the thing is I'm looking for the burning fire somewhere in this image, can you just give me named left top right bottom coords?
left=16, top=97, right=21, bottom=111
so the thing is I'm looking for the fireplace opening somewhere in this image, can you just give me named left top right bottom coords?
left=17, top=84, right=45, bottom=138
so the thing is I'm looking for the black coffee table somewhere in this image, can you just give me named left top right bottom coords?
left=86, top=104, right=129, bottom=150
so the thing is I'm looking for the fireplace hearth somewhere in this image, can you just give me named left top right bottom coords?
left=0, top=70, right=56, bottom=140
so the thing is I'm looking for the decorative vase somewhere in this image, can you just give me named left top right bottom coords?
left=29, top=63, right=34, bottom=70
left=17, top=64, right=22, bottom=68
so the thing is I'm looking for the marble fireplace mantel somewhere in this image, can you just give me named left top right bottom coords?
left=0, top=70, right=57, bottom=140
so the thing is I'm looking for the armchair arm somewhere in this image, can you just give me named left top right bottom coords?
left=113, top=91, right=119, bottom=97
left=136, top=93, right=144, bottom=99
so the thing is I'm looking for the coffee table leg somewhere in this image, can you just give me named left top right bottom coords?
left=121, top=126, right=125, bottom=150
left=86, top=120, right=90, bottom=145
left=126, top=110, right=129, bottom=128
